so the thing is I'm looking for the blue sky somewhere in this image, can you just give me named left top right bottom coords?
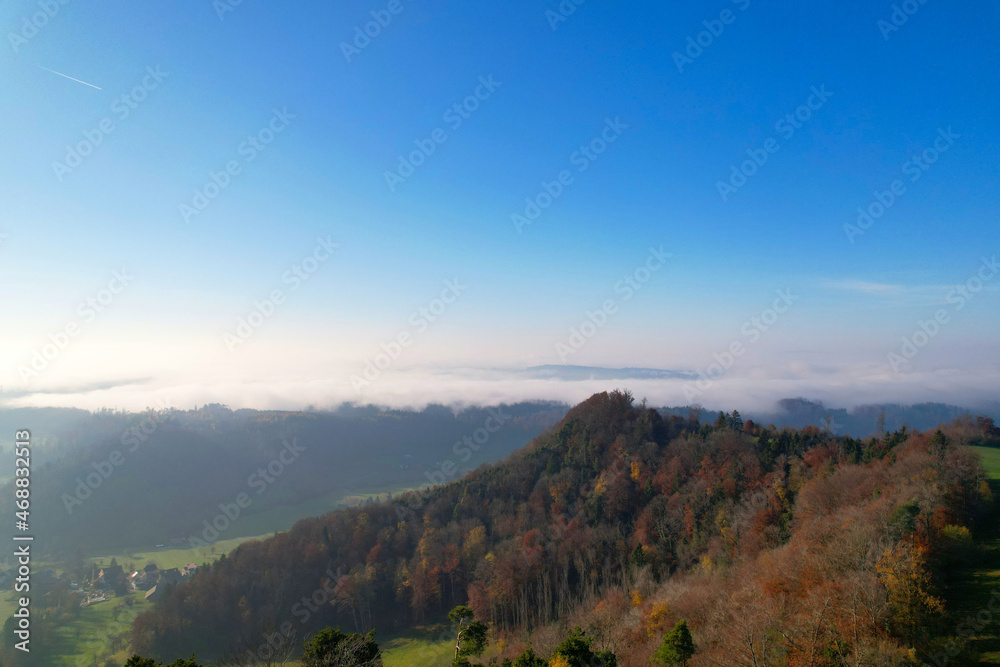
left=1, top=0, right=998, bottom=411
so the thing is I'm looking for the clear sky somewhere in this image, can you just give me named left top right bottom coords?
left=1, top=0, right=998, bottom=412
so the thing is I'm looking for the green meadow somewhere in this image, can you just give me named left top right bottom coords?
left=972, top=445, right=1000, bottom=480
left=946, top=446, right=1000, bottom=664
left=89, top=534, right=265, bottom=572
left=48, top=590, right=155, bottom=667
left=382, top=620, right=456, bottom=667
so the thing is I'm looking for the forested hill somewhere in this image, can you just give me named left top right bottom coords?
left=131, top=391, right=998, bottom=664
left=0, top=401, right=567, bottom=557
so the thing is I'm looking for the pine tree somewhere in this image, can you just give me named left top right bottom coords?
left=629, top=543, right=647, bottom=568
left=652, top=620, right=695, bottom=666
left=513, top=646, right=546, bottom=667
left=929, top=429, right=948, bottom=457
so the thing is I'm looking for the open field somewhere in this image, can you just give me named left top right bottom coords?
left=972, top=446, right=1000, bottom=480
left=47, top=589, right=155, bottom=666
left=382, top=620, right=456, bottom=667
left=90, top=534, right=266, bottom=572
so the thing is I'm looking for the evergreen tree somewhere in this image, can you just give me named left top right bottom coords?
left=124, top=657, right=160, bottom=667
left=302, top=627, right=382, bottom=666
left=929, top=429, right=948, bottom=457
left=552, top=627, right=616, bottom=667
left=652, top=620, right=695, bottom=666
left=513, top=646, right=546, bottom=667
left=450, top=605, right=488, bottom=660
left=629, top=543, right=648, bottom=568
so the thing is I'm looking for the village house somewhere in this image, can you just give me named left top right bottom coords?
left=159, top=568, right=183, bottom=586
left=129, top=570, right=158, bottom=591
left=96, top=563, right=125, bottom=591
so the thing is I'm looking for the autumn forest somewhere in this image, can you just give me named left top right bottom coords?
left=121, top=391, right=1000, bottom=666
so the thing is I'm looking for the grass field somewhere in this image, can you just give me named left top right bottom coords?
left=382, top=620, right=456, bottom=667
left=972, top=446, right=1000, bottom=480
left=89, top=534, right=265, bottom=572
left=48, top=590, right=155, bottom=667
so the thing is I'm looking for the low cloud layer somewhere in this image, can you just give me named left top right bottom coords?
left=5, top=363, right=998, bottom=415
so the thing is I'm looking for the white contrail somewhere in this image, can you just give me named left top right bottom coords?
left=37, top=65, right=102, bottom=90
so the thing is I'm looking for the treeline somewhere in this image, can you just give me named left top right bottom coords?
left=130, top=391, right=996, bottom=664
left=662, top=397, right=1000, bottom=439
left=125, top=615, right=619, bottom=667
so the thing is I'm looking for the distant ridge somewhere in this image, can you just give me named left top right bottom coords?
left=520, top=365, right=697, bottom=381
left=661, top=397, right=1000, bottom=438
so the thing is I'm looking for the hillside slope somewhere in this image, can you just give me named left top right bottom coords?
left=127, top=391, right=996, bottom=665
left=0, top=401, right=566, bottom=557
